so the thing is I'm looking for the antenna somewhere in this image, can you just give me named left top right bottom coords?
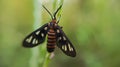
left=53, top=4, right=63, bottom=19
left=42, top=5, right=53, bottom=20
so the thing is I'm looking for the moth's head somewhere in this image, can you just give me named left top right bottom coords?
left=51, top=19, right=56, bottom=23
left=49, top=21, right=58, bottom=29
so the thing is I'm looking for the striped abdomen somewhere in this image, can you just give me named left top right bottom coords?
left=47, top=29, right=56, bottom=53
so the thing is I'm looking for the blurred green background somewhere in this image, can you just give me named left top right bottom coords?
left=0, top=0, right=120, bottom=67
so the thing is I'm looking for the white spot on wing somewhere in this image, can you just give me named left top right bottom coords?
left=35, top=40, right=38, bottom=44
left=63, top=36, right=66, bottom=40
left=44, top=27, right=48, bottom=30
left=62, top=45, right=64, bottom=50
left=32, top=38, right=36, bottom=44
left=68, top=43, right=73, bottom=51
left=36, top=31, right=40, bottom=35
left=59, top=37, right=62, bottom=40
left=41, top=33, right=44, bottom=37
left=26, top=36, right=33, bottom=43
left=57, top=29, right=60, bottom=33
left=64, top=45, right=67, bottom=51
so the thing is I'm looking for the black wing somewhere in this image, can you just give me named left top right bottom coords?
left=23, top=23, right=49, bottom=47
left=56, top=26, right=76, bottom=57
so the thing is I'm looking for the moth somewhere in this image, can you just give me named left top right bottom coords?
left=23, top=5, right=76, bottom=57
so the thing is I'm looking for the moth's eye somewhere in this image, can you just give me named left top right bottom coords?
left=50, top=22, right=54, bottom=26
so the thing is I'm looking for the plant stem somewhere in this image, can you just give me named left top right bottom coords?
left=29, top=0, right=43, bottom=67
left=42, top=53, right=50, bottom=67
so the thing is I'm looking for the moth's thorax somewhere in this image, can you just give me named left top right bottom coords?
left=48, top=20, right=58, bottom=29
